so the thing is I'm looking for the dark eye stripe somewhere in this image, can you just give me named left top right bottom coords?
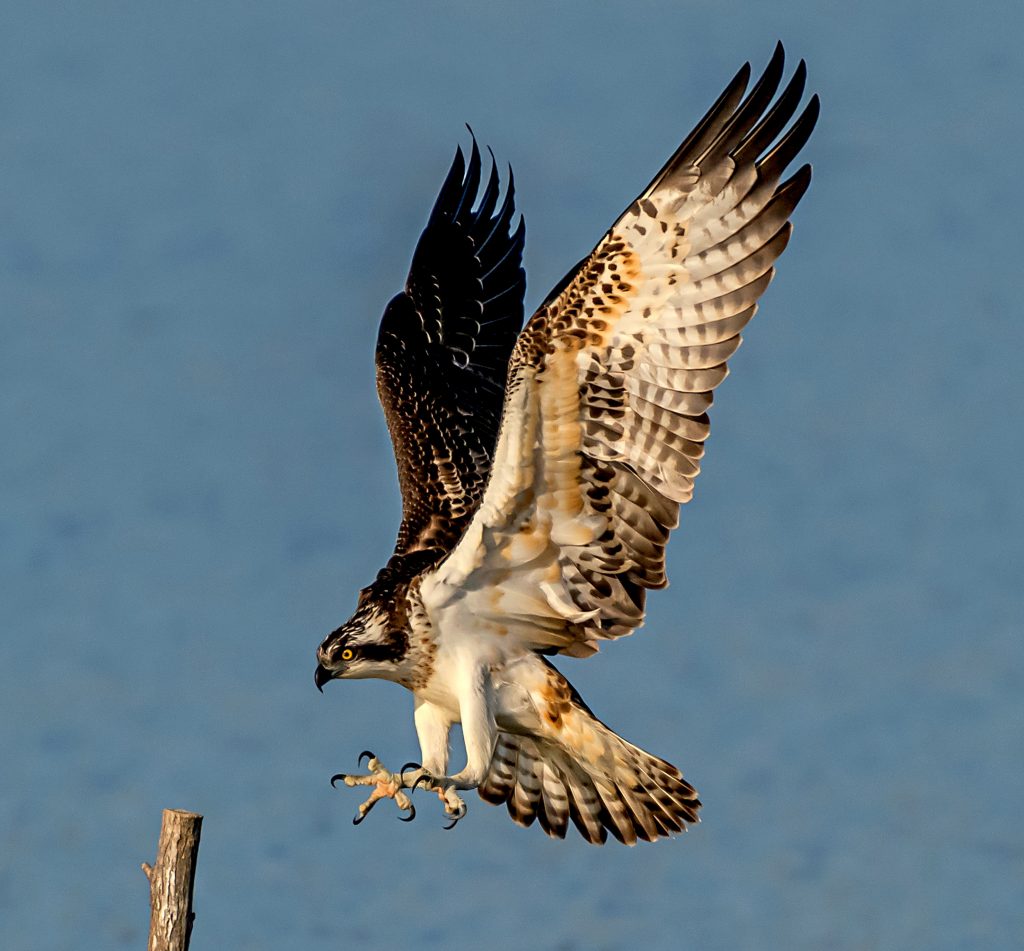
left=355, top=638, right=407, bottom=664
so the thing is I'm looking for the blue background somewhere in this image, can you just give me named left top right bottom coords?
left=2, top=2, right=1022, bottom=948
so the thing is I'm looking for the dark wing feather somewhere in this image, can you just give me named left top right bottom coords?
left=376, top=139, right=526, bottom=558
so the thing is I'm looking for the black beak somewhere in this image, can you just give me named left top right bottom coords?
left=314, top=663, right=333, bottom=693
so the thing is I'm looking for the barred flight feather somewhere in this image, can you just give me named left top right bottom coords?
left=425, top=43, right=818, bottom=660
left=479, top=729, right=700, bottom=846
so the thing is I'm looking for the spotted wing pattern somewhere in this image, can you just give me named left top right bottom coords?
left=423, top=45, right=818, bottom=656
left=376, top=140, right=526, bottom=558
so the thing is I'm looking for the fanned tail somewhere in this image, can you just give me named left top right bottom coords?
left=478, top=730, right=700, bottom=846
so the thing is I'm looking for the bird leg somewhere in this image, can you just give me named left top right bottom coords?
left=330, top=752, right=467, bottom=828
left=408, top=770, right=468, bottom=829
left=330, top=752, right=416, bottom=825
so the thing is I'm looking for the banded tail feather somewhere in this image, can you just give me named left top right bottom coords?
left=479, top=729, right=700, bottom=845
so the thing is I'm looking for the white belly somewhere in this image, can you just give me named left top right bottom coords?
left=416, top=641, right=544, bottom=736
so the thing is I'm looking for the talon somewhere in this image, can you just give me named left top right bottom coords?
left=329, top=755, right=439, bottom=827
left=441, top=796, right=467, bottom=830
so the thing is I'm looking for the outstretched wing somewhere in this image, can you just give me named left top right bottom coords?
left=376, top=139, right=526, bottom=558
left=422, top=45, right=818, bottom=657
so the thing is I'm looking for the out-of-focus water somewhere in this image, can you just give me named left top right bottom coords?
left=2, top=2, right=1022, bottom=949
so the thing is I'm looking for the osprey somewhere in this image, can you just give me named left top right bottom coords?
left=315, top=44, right=818, bottom=845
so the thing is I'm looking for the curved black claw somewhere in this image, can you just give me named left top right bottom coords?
left=443, top=813, right=464, bottom=831
left=410, top=772, right=432, bottom=794
left=397, top=801, right=417, bottom=823
left=352, top=811, right=367, bottom=826
left=330, top=773, right=347, bottom=789
left=357, top=750, right=375, bottom=768
left=399, top=761, right=421, bottom=776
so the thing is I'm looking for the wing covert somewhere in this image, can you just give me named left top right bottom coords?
left=422, top=45, right=818, bottom=657
left=376, top=139, right=526, bottom=559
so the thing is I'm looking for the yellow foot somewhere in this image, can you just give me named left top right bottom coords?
left=330, top=751, right=416, bottom=825
left=330, top=752, right=469, bottom=829
left=410, top=771, right=468, bottom=830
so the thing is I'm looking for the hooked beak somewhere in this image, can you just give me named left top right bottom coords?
left=314, top=663, right=333, bottom=693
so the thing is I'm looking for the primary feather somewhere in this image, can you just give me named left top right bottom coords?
left=376, top=138, right=526, bottom=558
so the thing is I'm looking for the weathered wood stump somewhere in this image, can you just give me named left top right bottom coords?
left=142, top=809, right=203, bottom=951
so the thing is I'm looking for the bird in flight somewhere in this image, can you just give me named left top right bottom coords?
left=314, top=44, right=817, bottom=845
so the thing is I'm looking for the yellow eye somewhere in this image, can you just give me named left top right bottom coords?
left=341, top=648, right=354, bottom=661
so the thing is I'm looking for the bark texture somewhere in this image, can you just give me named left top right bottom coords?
left=142, top=809, right=203, bottom=951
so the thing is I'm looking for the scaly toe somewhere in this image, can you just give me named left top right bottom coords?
left=330, top=756, right=453, bottom=828
left=330, top=772, right=375, bottom=789
left=445, top=798, right=467, bottom=819
left=442, top=798, right=467, bottom=830
left=395, top=791, right=416, bottom=822
left=352, top=794, right=379, bottom=825
left=410, top=773, right=430, bottom=793
left=332, top=748, right=388, bottom=788
left=414, top=779, right=467, bottom=829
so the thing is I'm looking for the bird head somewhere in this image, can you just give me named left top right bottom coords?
left=314, top=599, right=408, bottom=689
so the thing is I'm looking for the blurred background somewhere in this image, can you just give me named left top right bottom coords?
left=2, top=1, right=1022, bottom=948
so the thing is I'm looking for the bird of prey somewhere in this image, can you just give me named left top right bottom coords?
left=314, top=44, right=817, bottom=845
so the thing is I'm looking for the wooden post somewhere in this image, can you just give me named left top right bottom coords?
left=142, top=809, right=203, bottom=951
